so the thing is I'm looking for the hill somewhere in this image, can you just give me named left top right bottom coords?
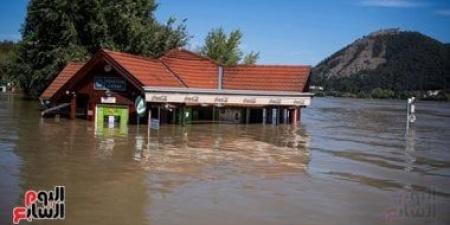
left=311, top=29, right=450, bottom=99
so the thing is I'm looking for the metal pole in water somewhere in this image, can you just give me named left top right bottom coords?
left=406, top=97, right=416, bottom=135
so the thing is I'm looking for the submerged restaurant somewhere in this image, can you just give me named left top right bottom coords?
left=40, top=48, right=312, bottom=128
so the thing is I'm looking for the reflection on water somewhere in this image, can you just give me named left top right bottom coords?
left=1, top=93, right=450, bottom=225
left=129, top=125, right=310, bottom=177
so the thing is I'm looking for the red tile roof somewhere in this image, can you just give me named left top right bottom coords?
left=161, top=49, right=218, bottom=89
left=224, top=65, right=311, bottom=92
left=40, top=63, right=84, bottom=99
left=103, top=50, right=185, bottom=87
left=41, top=49, right=311, bottom=100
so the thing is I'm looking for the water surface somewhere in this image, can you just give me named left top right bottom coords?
left=1, top=94, right=449, bottom=225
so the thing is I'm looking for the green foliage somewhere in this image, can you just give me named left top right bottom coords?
left=370, top=88, right=394, bottom=99
left=242, top=51, right=260, bottom=65
left=14, top=0, right=190, bottom=97
left=200, top=28, right=258, bottom=66
left=0, top=41, right=18, bottom=83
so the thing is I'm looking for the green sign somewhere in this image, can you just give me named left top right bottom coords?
left=95, top=104, right=129, bottom=136
left=135, top=96, right=146, bottom=116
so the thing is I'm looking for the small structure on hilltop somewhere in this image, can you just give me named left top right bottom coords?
left=40, top=48, right=312, bottom=128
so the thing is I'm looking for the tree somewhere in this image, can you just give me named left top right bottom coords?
left=15, top=0, right=86, bottom=97
left=14, top=0, right=190, bottom=97
left=0, top=41, right=18, bottom=83
left=200, top=28, right=259, bottom=66
left=242, top=51, right=259, bottom=65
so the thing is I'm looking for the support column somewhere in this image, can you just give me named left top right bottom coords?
left=70, top=94, right=76, bottom=120
left=88, top=102, right=94, bottom=121
left=262, top=108, right=267, bottom=125
left=291, top=108, right=298, bottom=125
left=272, top=108, right=277, bottom=125
left=245, top=108, right=250, bottom=124
left=181, top=105, right=185, bottom=126
left=158, top=105, right=161, bottom=122
left=283, top=109, right=288, bottom=124
left=298, top=107, right=302, bottom=123
left=172, top=108, right=176, bottom=124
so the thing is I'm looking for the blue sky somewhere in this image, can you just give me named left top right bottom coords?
left=1, top=0, right=450, bottom=65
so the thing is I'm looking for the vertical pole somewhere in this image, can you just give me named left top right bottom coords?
left=246, top=108, right=250, bottom=124
left=262, top=108, right=267, bottom=125
left=148, top=107, right=152, bottom=130
left=406, top=97, right=416, bottom=134
left=90, top=103, right=96, bottom=122
left=283, top=109, right=288, bottom=124
left=291, top=108, right=298, bottom=125
left=212, top=106, right=216, bottom=123
left=172, top=108, right=176, bottom=124
left=406, top=98, right=410, bottom=134
left=181, top=105, right=185, bottom=126
left=158, top=105, right=161, bottom=125
left=147, top=107, right=151, bottom=146
left=137, top=113, right=140, bottom=127
left=70, top=94, right=76, bottom=120
left=297, top=107, right=302, bottom=123
left=272, top=108, right=277, bottom=125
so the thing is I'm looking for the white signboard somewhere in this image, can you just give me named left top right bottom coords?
left=101, top=97, right=116, bottom=104
left=145, top=93, right=311, bottom=106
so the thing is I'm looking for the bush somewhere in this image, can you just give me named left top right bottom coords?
left=370, top=88, right=395, bottom=99
left=357, top=91, right=370, bottom=98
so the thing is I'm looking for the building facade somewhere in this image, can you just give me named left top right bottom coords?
left=40, top=49, right=312, bottom=128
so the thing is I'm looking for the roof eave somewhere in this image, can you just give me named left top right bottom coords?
left=144, top=86, right=314, bottom=97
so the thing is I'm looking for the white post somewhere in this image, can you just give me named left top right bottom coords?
left=283, top=109, right=288, bottom=124
left=272, top=108, right=277, bottom=125
left=262, top=108, right=267, bottom=125
left=406, top=97, right=416, bottom=134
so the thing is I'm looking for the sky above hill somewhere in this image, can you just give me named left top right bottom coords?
left=1, top=0, right=449, bottom=65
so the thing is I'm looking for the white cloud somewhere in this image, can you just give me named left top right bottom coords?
left=435, top=9, right=450, bottom=16
left=358, top=0, right=423, bottom=8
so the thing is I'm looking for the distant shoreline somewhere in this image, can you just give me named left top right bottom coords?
left=312, top=90, right=450, bottom=101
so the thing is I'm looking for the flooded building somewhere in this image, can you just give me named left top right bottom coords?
left=40, top=49, right=312, bottom=127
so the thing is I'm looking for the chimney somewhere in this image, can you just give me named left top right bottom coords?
left=218, top=65, right=224, bottom=90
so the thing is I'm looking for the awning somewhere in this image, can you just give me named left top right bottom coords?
left=144, top=86, right=313, bottom=107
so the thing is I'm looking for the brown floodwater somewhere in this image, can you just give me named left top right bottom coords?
left=1, top=93, right=450, bottom=225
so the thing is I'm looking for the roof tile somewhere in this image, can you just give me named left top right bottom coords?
left=161, top=49, right=218, bottom=89
left=104, top=50, right=185, bottom=87
left=41, top=49, right=311, bottom=100
left=40, top=63, right=84, bottom=99
left=223, top=65, right=310, bottom=92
